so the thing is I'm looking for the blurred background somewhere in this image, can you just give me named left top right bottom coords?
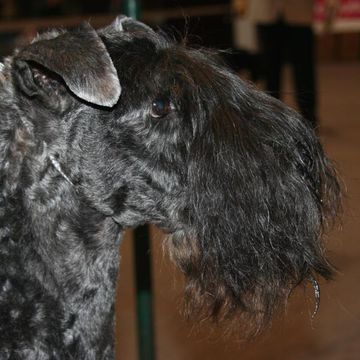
left=0, top=0, right=359, bottom=359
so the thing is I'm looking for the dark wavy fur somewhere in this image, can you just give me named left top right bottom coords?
left=0, top=16, right=340, bottom=358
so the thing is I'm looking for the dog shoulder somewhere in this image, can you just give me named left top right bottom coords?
left=0, top=241, right=65, bottom=358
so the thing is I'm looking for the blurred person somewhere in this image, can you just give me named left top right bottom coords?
left=231, top=0, right=263, bottom=81
left=248, top=0, right=338, bottom=129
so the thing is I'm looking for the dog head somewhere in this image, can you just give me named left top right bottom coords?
left=8, top=17, right=340, bottom=335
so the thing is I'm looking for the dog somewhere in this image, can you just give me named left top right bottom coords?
left=0, top=16, right=340, bottom=359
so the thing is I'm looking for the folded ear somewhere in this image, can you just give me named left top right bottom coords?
left=13, top=23, right=121, bottom=107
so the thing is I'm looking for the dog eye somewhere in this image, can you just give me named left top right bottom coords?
left=150, top=98, right=173, bottom=118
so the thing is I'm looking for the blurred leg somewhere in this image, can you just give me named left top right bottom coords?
left=257, top=20, right=284, bottom=99
left=287, top=25, right=317, bottom=128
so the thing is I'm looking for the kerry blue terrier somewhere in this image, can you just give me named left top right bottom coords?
left=0, top=16, right=340, bottom=359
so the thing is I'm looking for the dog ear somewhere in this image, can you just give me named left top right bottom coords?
left=13, top=23, right=121, bottom=107
left=166, top=78, right=340, bottom=335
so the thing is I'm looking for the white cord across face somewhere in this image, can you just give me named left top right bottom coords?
left=49, top=153, right=74, bottom=186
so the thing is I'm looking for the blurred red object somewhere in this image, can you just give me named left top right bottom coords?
left=315, top=0, right=360, bottom=21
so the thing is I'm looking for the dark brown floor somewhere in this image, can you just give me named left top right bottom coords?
left=115, top=63, right=360, bottom=360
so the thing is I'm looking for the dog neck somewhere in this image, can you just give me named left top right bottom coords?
left=0, top=115, right=122, bottom=357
